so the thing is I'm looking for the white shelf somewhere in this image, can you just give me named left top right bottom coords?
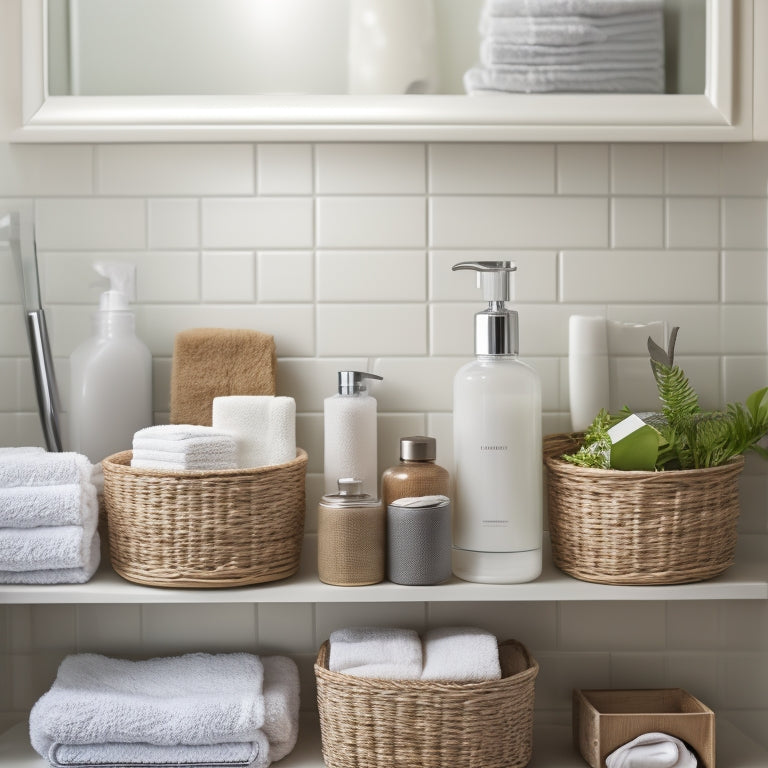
left=3, top=717, right=767, bottom=768
left=0, top=535, right=766, bottom=605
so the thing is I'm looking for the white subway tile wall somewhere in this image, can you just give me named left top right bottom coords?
left=1, top=141, right=768, bottom=745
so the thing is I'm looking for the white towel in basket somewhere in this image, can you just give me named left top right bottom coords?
left=329, top=627, right=423, bottom=679
left=420, top=626, right=502, bottom=681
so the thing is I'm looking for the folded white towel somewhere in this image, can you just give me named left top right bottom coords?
left=481, top=38, right=663, bottom=67
left=484, top=0, right=663, bottom=17
left=0, top=531, right=100, bottom=585
left=29, top=652, right=266, bottom=756
left=262, top=656, right=300, bottom=762
left=0, top=451, right=93, bottom=488
left=0, top=512, right=98, bottom=572
left=212, top=396, right=296, bottom=469
left=130, top=424, right=238, bottom=471
left=606, top=732, right=698, bottom=768
left=329, top=626, right=423, bottom=680
left=0, top=446, right=45, bottom=456
left=48, top=738, right=269, bottom=768
left=479, top=12, right=662, bottom=45
left=0, top=482, right=98, bottom=529
left=464, top=65, right=664, bottom=93
left=420, top=627, right=502, bottom=681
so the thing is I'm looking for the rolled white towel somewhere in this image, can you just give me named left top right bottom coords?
left=606, top=732, right=698, bottom=768
left=0, top=452, right=93, bottom=488
left=329, top=626, right=423, bottom=680
left=29, top=652, right=266, bottom=757
left=212, top=395, right=296, bottom=469
left=0, top=531, right=100, bottom=585
left=0, top=482, right=98, bottom=529
left=420, top=627, right=502, bottom=681
left=262, top=656, right=300, bottom=762
left=484, top=0, right=663, bottom=17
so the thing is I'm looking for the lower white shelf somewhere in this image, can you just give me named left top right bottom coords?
left=2, top=716, right=767, bottom=767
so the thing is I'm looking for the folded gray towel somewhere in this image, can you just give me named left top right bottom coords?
left=464, top=64, right=665, bottom=93
left=47, top=738, right=269, bottom=768
left=29, top=653, right=265, bottom=757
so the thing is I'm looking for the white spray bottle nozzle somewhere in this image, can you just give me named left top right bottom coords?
left=94, top=261, right=136, bottom=311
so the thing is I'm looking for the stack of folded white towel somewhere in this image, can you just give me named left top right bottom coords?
left=464, top=0, right=665, bottom=94
left=0, top=447, right=100, bottom=584
left=29, top=651, right=300, bottom=768
left=329, top=626, right=502, bottom=681
left=130, top=424, right=239, bottom=471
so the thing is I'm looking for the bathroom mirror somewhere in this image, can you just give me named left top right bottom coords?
left=17, top=0, right=751, bottom=142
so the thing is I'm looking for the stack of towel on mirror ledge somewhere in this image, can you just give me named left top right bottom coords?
left=29, top=651, right=300, bottom=768
left=464, top=0, right=665, bottom=94
left=329, top=625, right=502, bottom=680
left=0, top=447, right=100, bottom=584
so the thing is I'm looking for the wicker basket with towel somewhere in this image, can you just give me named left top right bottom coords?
left=315, top=627, right=538, bottom=768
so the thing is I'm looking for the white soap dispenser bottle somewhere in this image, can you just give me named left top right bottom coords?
left=69, top=261, right=153, bottom=464
left=323, top=370, right=383, bottom=498
left=451, top=261, right=542, bottom=583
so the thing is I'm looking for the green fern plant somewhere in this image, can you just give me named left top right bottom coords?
left=565, top=327, right=768, bottom=471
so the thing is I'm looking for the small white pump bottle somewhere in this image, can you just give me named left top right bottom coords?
left=452, top=261, right=542, bottom=583
left=323, top=370, right=383, bottom=498
left=69, top=261, right=152, bottom=464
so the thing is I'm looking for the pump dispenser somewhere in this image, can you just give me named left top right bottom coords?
left=323, top=371, right=383, bottom=497
left=69, top=261, right=152, bottom=464
left=451, top=261, right=542, bottom=583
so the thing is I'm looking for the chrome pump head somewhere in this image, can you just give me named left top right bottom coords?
left=452, top=261, right=519, bottom=356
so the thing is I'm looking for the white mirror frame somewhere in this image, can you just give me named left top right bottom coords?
left=15, top=0, right=752, bottom=143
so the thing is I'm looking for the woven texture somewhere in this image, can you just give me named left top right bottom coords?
left=544, top=433, right=744, bottom=585
left=102, top=449, right=307, bottom=588
left=315, top=638, right=538, bottom=768
left=317, top=502, right=385, bottom=586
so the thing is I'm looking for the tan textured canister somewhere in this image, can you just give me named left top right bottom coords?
left=318, top=480, right=385, bottom=586
left=381, top=435, right=451, bottom=508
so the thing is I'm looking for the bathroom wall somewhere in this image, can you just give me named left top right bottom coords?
left=2, top=0, right=768, bottom=744
left=1, top=138, right=767, bottom=747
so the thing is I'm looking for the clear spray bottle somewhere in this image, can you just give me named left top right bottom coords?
left=451, top=261, right=542, bottom=584
left=69, top=261, right=152, bottom=464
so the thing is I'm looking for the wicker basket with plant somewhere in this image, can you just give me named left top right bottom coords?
left=544, top=328, right=768, bottom=585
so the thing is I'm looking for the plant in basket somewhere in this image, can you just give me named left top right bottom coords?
left=544, top=327, right=768, bottom=586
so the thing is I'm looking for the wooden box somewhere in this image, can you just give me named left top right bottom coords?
left=573, top=688, right=715, bottom=768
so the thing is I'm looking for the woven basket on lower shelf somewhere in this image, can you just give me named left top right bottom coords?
left=543, top=433, right=745, bottom=586
left=102, top=448, right=308, bottom=588
left=314, top=638, right=538, bottom=768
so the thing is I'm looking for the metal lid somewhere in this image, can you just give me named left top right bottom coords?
left=400, top=435, right=436, bottom=461
left=320, top=477, right=381, bottom=508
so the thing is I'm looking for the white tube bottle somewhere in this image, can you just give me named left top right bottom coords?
left=69, top=261, right=153, bottom=464
left=323, top=371, right=383, bottom=498
left=452, top=261, right=542, bottom=584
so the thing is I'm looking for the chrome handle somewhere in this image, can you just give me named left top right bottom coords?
left=26, top=310, right=63, bottom=452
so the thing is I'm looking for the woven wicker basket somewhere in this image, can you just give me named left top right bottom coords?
left=102, top=449, right=307, bottom=588
left=315, top=638, right=538, bottom=768
left=543, top=433, right=745, bottom=585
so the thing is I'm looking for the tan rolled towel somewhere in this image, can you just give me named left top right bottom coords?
left=170, top=328, right=277, bottom=426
